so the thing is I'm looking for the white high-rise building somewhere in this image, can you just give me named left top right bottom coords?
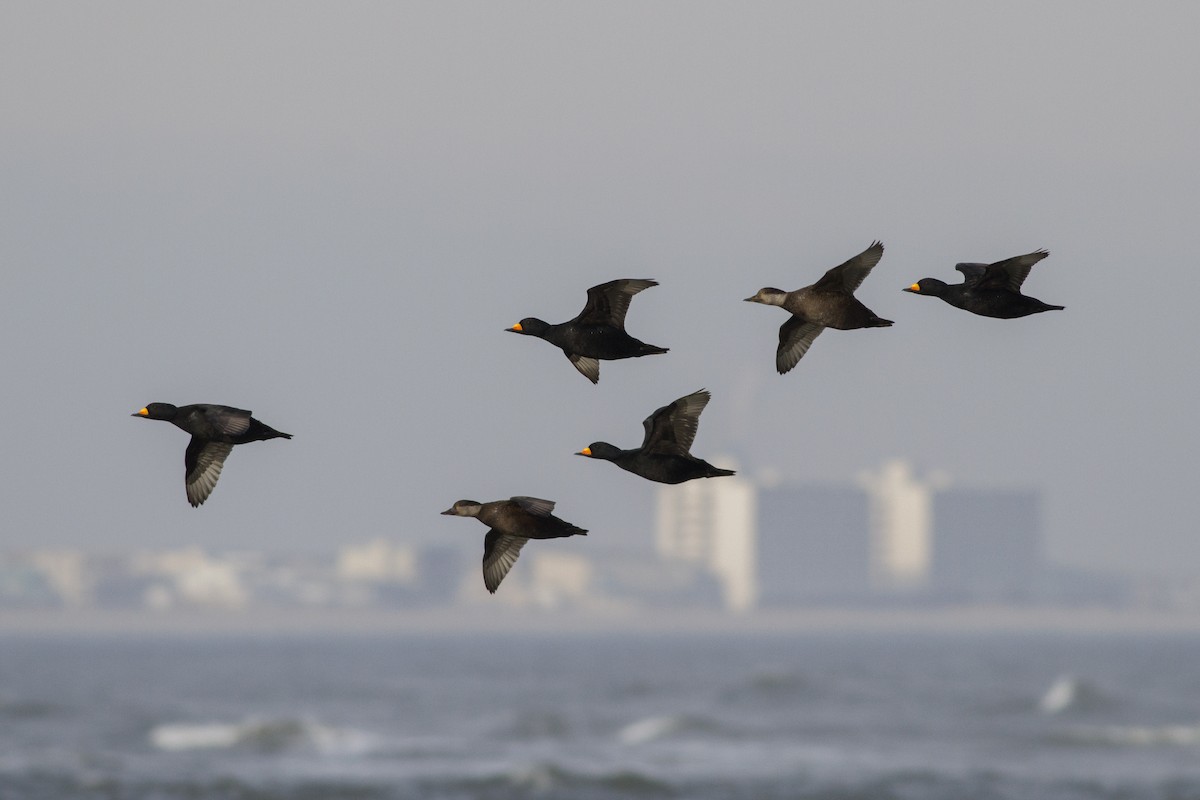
left=857, top=460, right=945, bottom=591
left=655, top=460, right=757, bottom=611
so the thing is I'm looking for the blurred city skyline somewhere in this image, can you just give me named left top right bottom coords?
left=0, top=458, right=1165, bottom=633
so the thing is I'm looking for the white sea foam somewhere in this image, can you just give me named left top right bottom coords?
left=617, top=714, right=688, bottom=745
left=1065, top=723, right=1200, bottom=747
left=150, top=721, right=245, bottom=751
left=1038, top=674, right=1111, bottom=715
left=497, top=761, right=673, bottom=796
left=149, top=717, right=378, bottom=756
left=616, top=713, right=727, bottom=745
left=1039, top=675, right=1078, bottom=714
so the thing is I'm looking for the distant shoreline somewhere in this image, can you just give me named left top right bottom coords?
left=2, top=606, right=1200, bottom=637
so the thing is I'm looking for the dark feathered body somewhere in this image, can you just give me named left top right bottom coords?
left=133, top=402, right=291, bottom=507
left=507, top=278, right=668, bottom=383
left=773, top=286, right=892, bottom=330
left=150, top=403, right=292, bottom=444
left=577, top=389, right=735, bottom=485
left=907, top=280, right=1064, bottom=318
left=441, top=496, right=587, bottom=593
left=905, top=249, right=1064, bottom=319
left=471, top=499, right=587, bottom=540
left=746, top=241, right=893, bottom=373
left=523, top=319, right=667, bottom=361
left=583, top=442, right=735, bottom=484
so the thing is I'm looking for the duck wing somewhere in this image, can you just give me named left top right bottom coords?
left=954, top=262, right=989, bottom=287
left=575, top=279, right=658, bottom=329
left=184, top=438, right=234, bottom=507
left=567, top=353, right=601, bottom=384
left=641, top=389, right=711, bottom=455
left=977, top=249, right=1049, bottom=292
left=510, top=496, right=556, bottom=517
left=811, top=241, right=884, bottom=294
left=776, top=317, right=825, bottom=374
left=482, top=530, right=527, bottom=593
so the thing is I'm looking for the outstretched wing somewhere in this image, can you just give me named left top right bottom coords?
left=510, top=496, right=556, bottom=517
left=954, top=262, right=988, bottom=287
left=184, top=438, right=234, bottom=507
left=641, top=389, right=711, bottom=455
left=978, top=249, right=1050, bottom=292
left=482, top=530, right=527, bottom=593
left=812, top=241, right=884, bottom=294
left=567, top=353, right=600, bottom=384
left=776, top=318, right=825, bottom=374
left=575, top=279, right=658, bottom=329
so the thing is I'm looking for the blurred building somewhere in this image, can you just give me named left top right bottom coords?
left=655, top=460, right=757, bottom=611
left=132, top=547, right=249, bottom=609
left=337, top=539, right=417, bottom=582
left=0, top=555, right=61, bottom=607
left=528, top=551, right=594, bottom=608
left=590, top=551, right=724, bottom=609
left=858, top=460, right=944, bottom=592
left=0, top=463, right=1095, bottom=616
left=652, top=459, right=1050, bottom=610
left=26, top=550, right=93, bottom=606
left=929, top=487, right=1042, bottom=602
left=335, top=540, right=466, bottom=607
left=755, top=483, right=871, bottom=605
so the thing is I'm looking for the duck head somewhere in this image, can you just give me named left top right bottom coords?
left=506, top=318, right=551, bottom=336
left=131, top=402, right=179, bottom=420
left=575, top=442, right=623, bottom=461
left=744, top=288, right=787, bottom=306
left=441, top=500, right=483, bottom=517
left=904, top=278, right=949, bottom=296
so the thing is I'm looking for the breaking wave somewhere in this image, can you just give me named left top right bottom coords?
left=1055, top=723, right=1200, bottom=748
left=1038, top=674, right=1114, bottom=715
left=148, top=717, right=378, bottom=756
left=616, top=713, right=728, bottom=744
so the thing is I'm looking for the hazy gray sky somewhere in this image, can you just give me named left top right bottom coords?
left=2, top=3, right=1197, bottom=576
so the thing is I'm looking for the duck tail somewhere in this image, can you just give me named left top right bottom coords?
left=641, top=344, right=670, bottom=355
left=867, top=316, right=894, bottom=327
left=249, top=419, right=293, bottom=440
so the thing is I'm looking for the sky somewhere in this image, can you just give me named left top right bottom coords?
left=1, top=2, right=1197, bottom=577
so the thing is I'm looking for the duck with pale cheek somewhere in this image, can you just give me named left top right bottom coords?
left=441, top=497, right=588, bottom=593
left=506, top=278, right=668, bottom=383
left=131, top=403, right=292, bottom=507
left=745, top=241, right=893, bottom=374
left=904, top=249, right=1064, bottom=319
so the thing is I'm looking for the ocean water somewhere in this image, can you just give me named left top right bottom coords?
left=1, top=631, right=1199, bottom=799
